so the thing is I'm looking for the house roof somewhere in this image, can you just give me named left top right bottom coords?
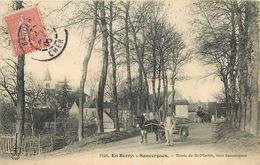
left=69, top=101, right=113, bottom=121
left=156, top=90, right=187, bottom=108
left=174, top=100, right=189, bottom=105
left=103, top=110, right=114, bottom=121
left=83, top=98, right=111, bottom=109
left=84, top=98, right=96, bottom=108
left=69, top=102, right=79, bottom=114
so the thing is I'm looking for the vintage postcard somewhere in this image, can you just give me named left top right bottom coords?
left=0, top=0, right=259, bottom=165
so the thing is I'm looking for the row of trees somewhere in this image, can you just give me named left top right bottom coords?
left=67, top=1, right=190, bottom=140
left=0, top=0, right=190, bottom=145
left=192, top=0, right=259, bottom=136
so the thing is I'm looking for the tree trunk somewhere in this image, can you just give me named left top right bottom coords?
left=157, top=58, right=162, bottom=121
left=137, top=61, right=143, bottom=116
left=30, top=108, right=34, bottom=136
left=236, top=3, right=249, bottom=131
left=140, top=40, right=146, bottom=114
left=152, top=38, right=157, bottom=113
left=15, top=0, right=25, bottom=154
left=171, top=77, right=175, bottom=113
left=162, top=64, right=168, bottom=120
left=54, top=107, right=57, bottom=134
left=132, top=37, right=142, bottom=116
left=229, top=7, right=237, bottom=127
left=222, top=75, right=231, bottom=122
left=130, top=22, right=144, bottom=116
left=78, top=1, right=98, bottom=141
left=152, top=75, right=156, bottom=113
left=124, top=2, right=133, bottom=126
left=16, top=53, right=25, bottom=152
left=97, top=1, right=109, bottom=133
left=247, top=2, right=259, bottom=137
left=141, top=62, right=149, bottom=116
left=109, top=1, right=119, bottom=132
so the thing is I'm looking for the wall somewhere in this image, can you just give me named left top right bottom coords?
left=175, top=105, right=188, bottom=118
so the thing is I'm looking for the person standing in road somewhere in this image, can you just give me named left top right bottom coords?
left=164, top=111, right=176, bottom=146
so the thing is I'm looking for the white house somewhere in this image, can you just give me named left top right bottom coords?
left=69, top=100, right=115, bottom=130
left=174, top=100, right=189, bottom=118
left=158, top=90, right=189, bottom=119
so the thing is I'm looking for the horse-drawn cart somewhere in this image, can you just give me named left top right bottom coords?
left=157, top=118, right=190, bottom=142
left=136, top=115, right=190, bottom=143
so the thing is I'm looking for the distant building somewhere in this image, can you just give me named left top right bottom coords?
left=43, top=68, right=72, bottom=91
left=158, top=90, right=189, bottom=119
left=188, top=101, right=228, bottom=122
left=69, top=99, right=115, bottom=130
left=174, top=100, right=189, bottom=118
left=43, top=68, right=54, bottom=89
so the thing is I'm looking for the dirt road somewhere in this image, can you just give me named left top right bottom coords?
left=1, top=123, right=259, bottom=165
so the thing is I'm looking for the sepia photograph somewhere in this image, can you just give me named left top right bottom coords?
left=0, top=0, right=259, bottom=165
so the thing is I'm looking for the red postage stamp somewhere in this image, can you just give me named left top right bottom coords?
left=4, top=6, right=47, bottom=56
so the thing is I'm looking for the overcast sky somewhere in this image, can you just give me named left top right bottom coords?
left=0, top=0, right=222, bottom=102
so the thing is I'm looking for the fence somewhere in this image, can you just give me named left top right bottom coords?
left=22, top=134, right=66, bottom=155
left=0, top=134, right=15, bottom=154
left=0, top=134, right=65, bottom=156
left=0, top=124, right=97, bottom=155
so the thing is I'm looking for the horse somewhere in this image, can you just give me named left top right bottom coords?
left=135, top=115, right=159, bottom=143
left=197, top=111, right=212, bottom=123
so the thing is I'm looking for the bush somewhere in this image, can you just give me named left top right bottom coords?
left=0, top=102, right=16, bottom=133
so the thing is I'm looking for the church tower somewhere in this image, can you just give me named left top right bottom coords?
left=43, top=68, right=53, bottom=89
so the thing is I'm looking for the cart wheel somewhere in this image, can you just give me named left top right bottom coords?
left=180, top=127, right=189, bottom=142
left=158, top=131, right=166, bottom=141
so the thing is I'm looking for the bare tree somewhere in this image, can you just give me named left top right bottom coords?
left=144, top=4, right=162, bottom=114
left=25, top=77, right=44, bottom=136
left=78, top=1, right=98, bottom=141
left=96, top=1, right=109, bottom=133
left=167, top=33, right=187, bottom=113
left=0, top=59, right=46, bottom=136
left=156, top=23, right=185, bottom=119
left=192, top=1, right=237, bottom=124
left=0, top=60, right=18, bottom=106
left=236, top=1, right=250, bottom=130
left=128, top=1, right=152, bottom=115
left=192, top=0, right=259, bottom=134
left=14, top=0, right=25, bottom=154
left=108, top=1, right=119, bottom=131
left=122, top=1, right=134, bottom=124
left=246, top=1, right=259, bottom=136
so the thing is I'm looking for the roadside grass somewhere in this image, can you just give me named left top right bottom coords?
left=215, top=122, right=260, bottom=153
left=0, top=128, right=140, bottom=159
left=38, top=128, right=140, bottom=157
